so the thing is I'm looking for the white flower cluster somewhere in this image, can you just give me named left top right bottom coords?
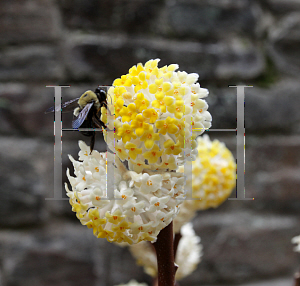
left=103, top=59, right=212, bottom=172
left=129, top=223, right=202, bottom=280
left=292, top=235, right=300, bottom=253
left=173, top=135, right=236, bottom=233
left=66, top=141, right=185, bottom=244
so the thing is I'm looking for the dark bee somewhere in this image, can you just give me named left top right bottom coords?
left=45, top=87, right=109, bottom=153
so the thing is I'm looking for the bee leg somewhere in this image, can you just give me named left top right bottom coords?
left=92, top=115, right=106, bottom=129
left=100, top=101, right=112, bottom=116
left=90, top=131, right=95, bottom=154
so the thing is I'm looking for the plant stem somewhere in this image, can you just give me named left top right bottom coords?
left=295, top=271, right=300, bottom=286
left=153, top=221, right=177, bottom=286
left=173, top=232, right=182, bottom=260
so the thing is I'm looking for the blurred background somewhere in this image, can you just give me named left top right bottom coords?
left=0, top=0, right=300, bottom=285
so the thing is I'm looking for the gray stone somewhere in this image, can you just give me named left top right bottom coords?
left=245, top=80, right=300, bottom=133
left=0, top=0, right=61, bottom=44
left=184, top=211, right=300, bottom=285
left=268, top=13, right=300, bottom=75
left=0, top=137, right=53, bottom=226
left=65, top=34, right=264, bottom=82
left=0, top=222, right=97, bottom=286
left=0, top=221, right=147, bottom=286
left=264, top=0, right=300, bottom=13
left=206, top=79, right=300, bottom=133
left=59, top=0, right=162, bottom=35
left=0, top=46, right=64, bottom=82
left=162, top=0, right=260, bottom=40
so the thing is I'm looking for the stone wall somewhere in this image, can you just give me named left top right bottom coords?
left=0, top=0, right=300, bottom=285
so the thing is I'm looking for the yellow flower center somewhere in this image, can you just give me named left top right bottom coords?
left=148, top=134, right=152, bottom=139
left=125, top=130, right=131, bottom=134
left=130, top=148, right=135, bottom=151
left=152, top=151, right=156, bottom=156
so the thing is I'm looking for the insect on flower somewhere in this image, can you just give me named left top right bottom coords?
left=45, top=87, right=111, bottom=153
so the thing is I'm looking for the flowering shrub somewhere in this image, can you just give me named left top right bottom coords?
left=174, top=135, right=236, bottom=232
left=129, top=223, right=202, bottom=280
left=65, top=59, right=212, bottom=245
left=66, top=141, right=185, bottom=244
left=103, top=59, right=211, bottom=172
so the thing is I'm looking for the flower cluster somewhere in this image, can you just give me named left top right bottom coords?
left=129, top=223, right=202, bottom=280
left=292, top=235, right=300, bottom=253
left=66, top=141, right=185, bottom=244
left=102, top=59, right=211, bottom=172
left=174, top=135, right=236, bottom=232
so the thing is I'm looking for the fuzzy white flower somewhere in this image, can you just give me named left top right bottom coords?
left=292, top=235, right=300, bottom=253
left=66, top=141, right=185, bottom=244
left=173, top=135, right=236, bottom=232
left=129, top=223, right=202, bottom=280
left=115, top=280, right=148, bottom=286
left=102, top=59, right=211, bottom=172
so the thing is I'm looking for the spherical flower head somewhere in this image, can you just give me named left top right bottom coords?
left=66, top=141, right=185, bottom=245
left=292, top=235, right=300, bottom=253
left=129, top=222, right=202, bottom=280
left=103, top=59, right=212, bottom=172
left=173, top=135, right=236, bottom=232
left=115, top=280, right=148, bottom=286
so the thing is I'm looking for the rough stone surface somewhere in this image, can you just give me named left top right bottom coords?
left=0, top=221, right=147, bottom=286
left=263, top=0, right=300, bottom=13
left=187, top=211, right=300, bottom=285
left=0, top=0, right=61, bottom=44
left=268, top=13, right=300, bottom=75
left=59, top=0, right=162, bottom=35
left=0, top=0, right=300, bottom=285
left=0, top=137, right=53, bottom=227
left=65, top=34, right=264, bottom=82
left=162, top=1, right=261, bottom=40
left=0, top=46, right=64, bottom=82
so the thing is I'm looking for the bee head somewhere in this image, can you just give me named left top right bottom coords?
left=78, top=90, right=99, bottom=108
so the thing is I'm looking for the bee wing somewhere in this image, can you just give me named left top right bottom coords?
left=44, top=98, right=80, bottom=114
left=72, top=102, right=94, bottom=129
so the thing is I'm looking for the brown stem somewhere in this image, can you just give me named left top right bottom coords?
left=173, top=232, right=182, bottom=260
left=152, top=277, right=158, bottom=286
left=153, top=221, right=177, bottom=286
left=294, top=271, right=300, bottom=286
